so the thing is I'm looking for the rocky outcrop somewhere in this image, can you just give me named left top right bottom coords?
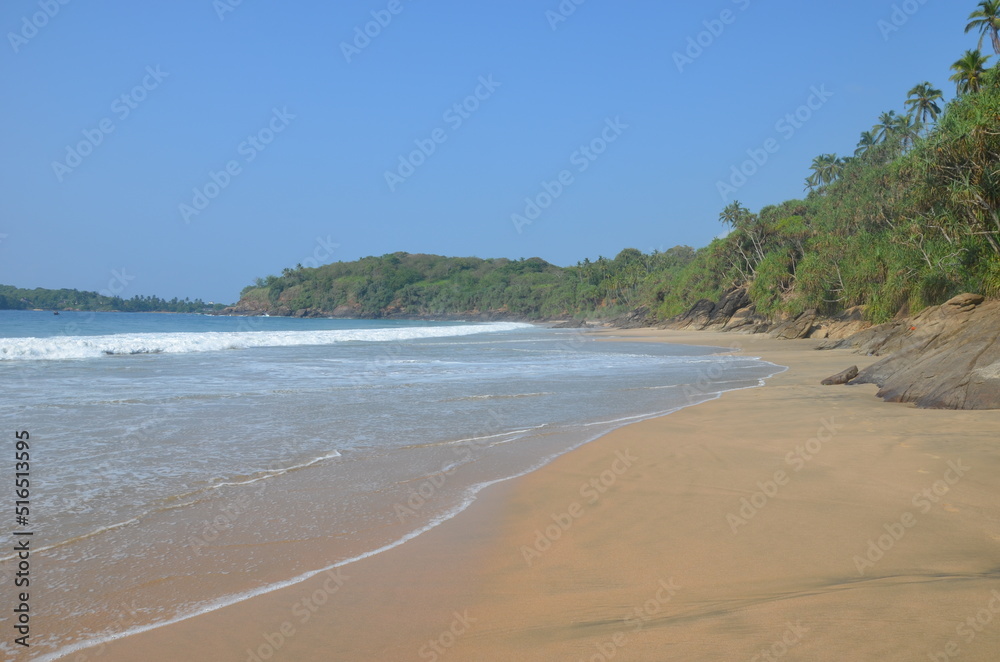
left=664, top=290, right=863, bottom=340
left=805, top=307, right=870, bottom=340
left=821, top=365, right=859, bottom=385
left=665, top=288, right=770, bottom=334
left=665, top=289, right=1000, bottom=409
left=769, top=309, right=819, bottom=340
left=609, top=306, right=653, bottom=329
left=551, top=319, right=591, bottom=329
left=823, top=294, right=1000, bottom=409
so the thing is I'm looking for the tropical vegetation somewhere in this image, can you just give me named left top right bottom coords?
left=0, top=285, right=225, bottom=313
left=235, top=6, right=1000, bottom=326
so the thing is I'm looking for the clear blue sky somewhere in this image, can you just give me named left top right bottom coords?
left=0, top=0, right=984, bottom=303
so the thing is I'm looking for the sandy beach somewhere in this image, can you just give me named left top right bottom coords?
left=85, top=329, right=1000, bottom=661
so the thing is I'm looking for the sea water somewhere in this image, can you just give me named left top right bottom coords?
left=0, top=310, right=781, bottom=659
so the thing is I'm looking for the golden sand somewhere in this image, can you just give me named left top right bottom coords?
left=88, top=330, right=1000, bottom=661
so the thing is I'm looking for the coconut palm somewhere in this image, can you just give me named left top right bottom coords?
left=904, top=82, right=944, bottom=125
left=855, top=130, right=878, bottom=156
left=804, top=171, right=820, bottom=192
left=806, top=154, right=843, bottom=190
left=950, top=49, right=991, bottom=94
left=719, top=201, right=753, bottom=230
left=891, top=113, right=921, bottom=149
left=966, top=0, right=1000, bottom=54
left=872, top=110, right=897, bottom=143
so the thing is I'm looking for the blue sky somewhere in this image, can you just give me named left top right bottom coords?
left=0, top=0, right=985, bottom=303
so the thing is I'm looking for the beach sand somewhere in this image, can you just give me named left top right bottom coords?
left=86, top=330, right=1000, bottom=661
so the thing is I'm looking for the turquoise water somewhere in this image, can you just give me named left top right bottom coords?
left=0, top=311, right=781, bottom=659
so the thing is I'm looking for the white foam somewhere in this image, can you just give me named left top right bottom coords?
left=0, top=323, right=534, bottom=361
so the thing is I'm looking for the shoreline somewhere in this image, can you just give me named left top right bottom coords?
left=71, top=329, right=1000, bottom=661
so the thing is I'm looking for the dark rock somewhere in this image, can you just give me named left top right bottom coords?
left=713, top=287, right=751, bottom=322
left=821, top=365, right=859, bottom=385
left=669, top=299, right=717, bottom=330
left=835, top=294, right=1000, bottom=409
left=551, top=319, right=589, bottom=329
left=666, top=288, right=757, bottom=331
left=769, top=309, right=818, bottom=340
left=610, top=307, right=652, bottom=329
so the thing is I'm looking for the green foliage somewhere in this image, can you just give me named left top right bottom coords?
left=0, top=285, right=226, bottom=313
left=234, top=40, right=999, bottom=325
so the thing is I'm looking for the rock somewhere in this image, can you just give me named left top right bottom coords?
left=711, top=288, right=751, bottom=324
left=811, top=306, right=871, bottom=341
left=551, top=319, right=589, bottom=329
left=666, top=288, right=760, bottom=331
left=610, top=306, right=652, bottom=329
left=669, top=299, right=717, bottom=330
left=821, top=365, right=859, bottom=385
left=832, top=294, right=1000, bottom=409
left=941, top=292, right=984, bottom=314
left=769, top=309, right=819, bottom=340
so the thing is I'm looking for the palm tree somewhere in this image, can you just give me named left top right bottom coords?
left=806, top=154, right=843, bottom=190
left=950, top=49, right=991, bottom=94
left=966, top=0, right=1000, bottom=54
left=904, top=82, right=944, bottom=125
left=855, top=130, right=878, bottom=156
left=804, top=171, right=820, bottom=192
left=872, top=110, right=897, bottom=143
left=719, top=201, right=752, bottom=231
left=891, top=113, right=921, bottom=149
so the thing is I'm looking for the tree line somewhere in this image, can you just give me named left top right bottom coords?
left=240, top=4, right=1000, bottom=323
left=0, top=285, right=226, bottom=314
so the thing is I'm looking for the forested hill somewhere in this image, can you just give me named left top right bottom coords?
left=0, top=285, right=226, bottom=314
left=230, top=250, right=696, bottom=320
left=235, top=57, right=1000, bottom=324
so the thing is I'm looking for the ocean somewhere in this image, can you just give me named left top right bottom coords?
left=0, top=310, right=782, bottom=659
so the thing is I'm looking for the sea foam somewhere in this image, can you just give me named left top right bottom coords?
left=0, top=322, right=533, bottom=361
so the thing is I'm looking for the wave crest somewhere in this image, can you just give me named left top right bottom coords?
left=0, top=323, right=533, bottom=361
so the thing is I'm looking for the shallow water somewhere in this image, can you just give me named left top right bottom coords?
left=0, top=311, right=781, bottom=659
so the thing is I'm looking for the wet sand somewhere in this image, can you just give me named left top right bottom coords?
left=82, top=330, right=1000, bottom=661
